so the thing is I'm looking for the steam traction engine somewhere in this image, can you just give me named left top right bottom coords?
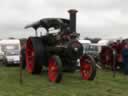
left=24, top=9, right=96, bottom=83
left=100, top=40, right=125, bottom=70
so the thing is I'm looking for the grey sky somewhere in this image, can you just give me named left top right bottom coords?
left=0, top=0, right=127, bottom=39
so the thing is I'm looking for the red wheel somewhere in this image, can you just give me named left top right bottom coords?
left=80, top=55, right=96, bottom=80
left=48, top=55, right=62, bottom=83
left=26, top=38, right=34, bottom=73
left=26, top=37, right=46, bottom=74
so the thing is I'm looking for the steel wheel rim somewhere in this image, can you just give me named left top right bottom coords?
left=26, top=39, right=35, bottom=73
left=48, top=58, right=59, bottom=82
left=80, top=57, right=93, bottom=80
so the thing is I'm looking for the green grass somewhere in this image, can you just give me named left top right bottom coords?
left=0, top=67, right=128, bottom=96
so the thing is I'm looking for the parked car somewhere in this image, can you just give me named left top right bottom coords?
left=0, top=51, right=4, bottom=63
left=3, top=50, right=20, bottom=65
left=79, top=39, right=91, bottom=54
left=0, top=39, right=21, bottom=65
left=84, top=44, right=99, bottom=62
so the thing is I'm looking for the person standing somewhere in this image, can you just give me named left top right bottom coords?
left=122, top=43, right=128, bottom=74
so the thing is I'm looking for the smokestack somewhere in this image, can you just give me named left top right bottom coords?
left=68, top=9, right=78, bottom=33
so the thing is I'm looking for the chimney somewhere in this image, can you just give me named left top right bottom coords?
left=68, top=9, right=78, bottom=33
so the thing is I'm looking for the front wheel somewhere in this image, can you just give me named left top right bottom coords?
left=80, top=55, right=96, bottom=80
left=48, top=55, right=62, bottom=83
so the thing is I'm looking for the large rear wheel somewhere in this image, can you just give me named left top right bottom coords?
left=80, top=55, right=96, bottom=80
left=26, top=37, right=46, bottom=74
left=48, top=55, right=62, bottom=83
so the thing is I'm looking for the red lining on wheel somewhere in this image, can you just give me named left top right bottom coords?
left=26, top=39, right=35, bottom=73
left=48, top=57, right=59, bottom=82
left=80, top=56, right=93, bottom=80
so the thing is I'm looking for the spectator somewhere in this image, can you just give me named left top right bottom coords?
left=20, top=44, right=26, bottom=69
left=122, top=43, right=128, bottom=74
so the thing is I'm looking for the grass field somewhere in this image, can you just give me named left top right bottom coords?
left=0, top=66, right=128, bottom=96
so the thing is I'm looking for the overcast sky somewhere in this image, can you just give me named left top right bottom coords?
left=0, top=0, right=127, bottom=39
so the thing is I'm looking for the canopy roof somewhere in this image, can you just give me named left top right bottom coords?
left=25, top=18, right=70, bottom=31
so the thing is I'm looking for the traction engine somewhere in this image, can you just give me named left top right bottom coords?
left=22, top=9, right=96, bottom=83
left=100, top=40, right=125, bottom=70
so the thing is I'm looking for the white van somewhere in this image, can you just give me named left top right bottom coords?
left=79, top=39, right=91, bottom=54
left=0, top=39, right=21, bottom=65
left=0, top=46, right=4, bottom=62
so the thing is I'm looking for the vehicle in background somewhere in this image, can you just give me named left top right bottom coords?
left=0, top=39, right=21, bottom=65
left=79, top=39, right=91, bottom=53
left=84, top=43, right=100, bottom=62
left=79, top=40, right=99, bottom=62
left=3, top=50, right=20, bottom=65
left=97, top=39, right=110, bottom=47
left=0, top=46, right=4, bottom=63
left=79, top=40, right=109, bottom=63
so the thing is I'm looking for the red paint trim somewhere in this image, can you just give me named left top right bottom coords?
left=48, top=57, right=59, bottom=82
left=80, top=56, right=93, bottom=80
left=26, top=39, right=35, bottom=73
